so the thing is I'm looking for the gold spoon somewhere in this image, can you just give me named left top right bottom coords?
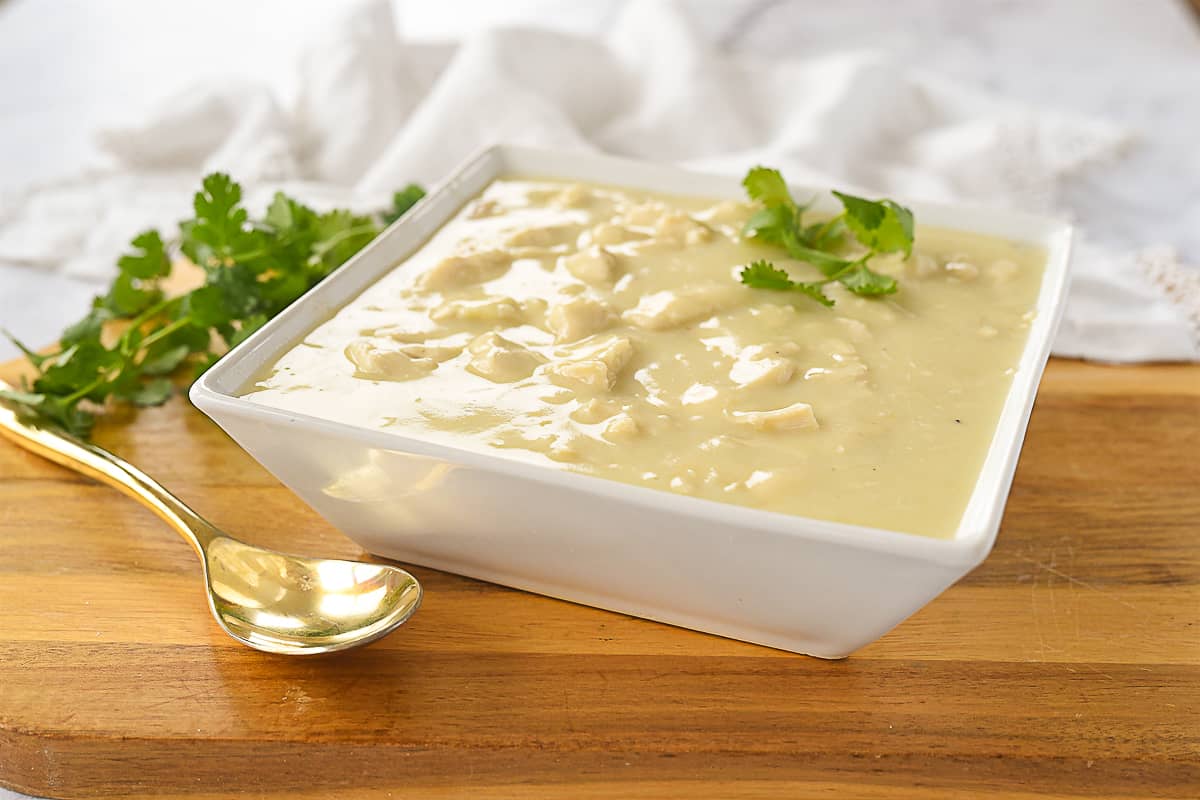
left=0, top=381, right=422, bottom=655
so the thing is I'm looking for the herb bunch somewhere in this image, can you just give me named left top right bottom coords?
left=737, top=166, right=914, bottom=306
left=2, top=174, right=425, bottom=437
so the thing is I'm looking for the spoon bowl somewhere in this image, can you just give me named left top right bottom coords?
left=204, top=534, right=421, bottom=654
left=0, top=380, right=422, bottom=655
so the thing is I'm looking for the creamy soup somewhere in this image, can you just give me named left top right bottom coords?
left=243, top=179, right=1046, bottom=538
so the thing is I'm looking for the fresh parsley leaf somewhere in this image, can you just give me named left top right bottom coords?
left=101, top=271, right=162, bottom=316
left=385, top=185, right=426, bottom=224
left=779, top=229, right=853, bottom=277
left=139, top=344, right=191, bottom=376
left=739, top=260, right=798, bottom=290
left=742, top=205, right=795, bottom=246
left=3, top=172, right=425, bottom=437
left=837, top=262, right=898, bottom=296
left=734, top=166, right=915, bottom=304
left=3, top=330, right=51, bottom=368
left=802, top=217, right=847, bottom=250
left=743, top=167, right=797, bottom=210
left=180, top=173, right=261, bottom=270
left=228, top=314, right=268, bottom=348
left=191, top=352, right=221, bottom=379
left=832, top=191, right=914, bottom=257
left=0, top=387, right=46, bottom=407
left=60, top=307, right=114, bottom=348
left=32, top=341, right=122, bottom=397
left=128, top=377, right=174, bottom=407
left=312, top=209, right=378, bottom=273
left=183, top=284, right=234, bottom=330
left=264, top=193, right=321, bottom=268
left=739, top=260, right=834, bottom=307
left=0, top=389, right=95, bottom=437
left=117, top=230, right=171, bottom=279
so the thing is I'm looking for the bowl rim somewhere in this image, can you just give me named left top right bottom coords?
left=190, top=143, right=1074, bottom=571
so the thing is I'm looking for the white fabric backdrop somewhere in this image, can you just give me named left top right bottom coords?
left=0, top=0, right=1197, bottom=364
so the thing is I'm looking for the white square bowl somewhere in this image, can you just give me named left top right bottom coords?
left=190, top=145, right=1073, bottom=658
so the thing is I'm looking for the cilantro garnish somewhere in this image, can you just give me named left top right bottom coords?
left=1, top=173, right=424, bottom=437
left=739, top=261, right=834, bottom=308
left=736, top=166, right=912, bottom=306
left=384, top=185, right=427, bottom=225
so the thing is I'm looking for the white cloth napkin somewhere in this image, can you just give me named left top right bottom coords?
left=1, top=0, right=1196, bottom=362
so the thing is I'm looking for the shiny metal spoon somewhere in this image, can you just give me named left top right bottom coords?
left=0, top=381, right=421, bottom=655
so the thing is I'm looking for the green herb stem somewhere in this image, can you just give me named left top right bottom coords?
left=737, top=166, right=912, bottom=305
left=2, top=172, right=425, bottom=437
left=138, top=317, right=191, bottom=350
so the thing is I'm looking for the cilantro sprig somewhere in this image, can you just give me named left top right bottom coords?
left=737, top=166, right=913, bottom=305
left=2, top=174, right=425, bottom=437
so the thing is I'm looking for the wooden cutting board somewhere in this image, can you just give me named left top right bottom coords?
left=1, top=357, right=1198, bottom=799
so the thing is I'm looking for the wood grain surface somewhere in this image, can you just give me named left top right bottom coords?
left=0, top=357, right=1198, bottom=799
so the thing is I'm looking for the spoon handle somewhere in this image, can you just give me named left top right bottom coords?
left=0, top=388, right=215, bottom=554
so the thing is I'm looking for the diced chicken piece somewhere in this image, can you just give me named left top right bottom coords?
left=988, top=259, right=1019, bottom=283
left=570, top=397, right=623, bottom=424
left=539, top=388, right=576, bottom=405
left=505, top=224, right=580, bottom=248
left=848, top=296, right=898, bottom=323
left=602, top=412, right=640, bottom=442
left=697, top=434, right=740, bottom=455
left=729, top=354, right=795, bottom=389
left=681, top=383, right=720, bottom=405
left=344, top=340, right=439, bottom=381
left=835, top=317, right=872, bottom=343
left=554, top=184, right=591, bottom=208
left=561, top=246, right=618, bottom=284
left=743, top=468, right=807, bottom=502
left=744, top=469, right=775, bottom=490
left=669, top=473, right=697, bottom=494
left=802, top=338, right=868, bottom=383
left=584, top=223, right=645, bottom=247
left=417, top=250, right=512, bottom=291
left=430, top=296, right=525, bottom=324
left=431, top=297, right=548, bottom=331
left=726, top=402, right=819, bottom=432
left=622, top=202, right=668, bottom=226
left=944, top=260, right=979, bottom=280
left=697, top=200, right=757, bottom=226
left=360, top=326, right=435, bottom=343
left=749, top=302, right=800, bottom=329
left=612, top=273, right=636, bottom=294
left=547, top=433, right=582, bottom=462
left=655, top=212, right=713, bottom=245
left=545, top=363, right=617, bottom=392
left=623, top=285, right=740, bottom=331
left=547, top=296, right=616, bottom=343
left=913, top=254, right=940, bottom=278
left=396, top=344, right=462, bottom=361
left=467, top=199, right=501, bottom=219
left=542, top=336, right=636, bottom=392
left=803, top=358, right=869, bottom=384
left=822, top=338, right=858, bottom=359
left=465, top=332, right=544, bottom=383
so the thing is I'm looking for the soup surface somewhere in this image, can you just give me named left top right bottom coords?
left=243, top=178, right=1046, bottom=538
